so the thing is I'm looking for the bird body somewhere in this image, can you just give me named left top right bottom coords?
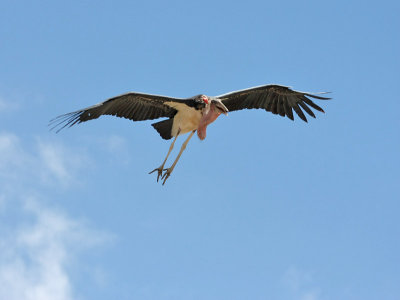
left=164, top=100, right=204, bottom=137
left=50, top=84, right=331, bottom=184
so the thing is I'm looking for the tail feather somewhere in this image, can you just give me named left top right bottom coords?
left=151, top=119, right=173, bottom=140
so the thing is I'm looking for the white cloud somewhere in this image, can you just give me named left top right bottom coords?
left=0, top=131, right=128, bottom=189
left=38, top=141, right=71, bottom=182
left=36, top=139, right=88, bottom=187
left=0, top=132, right=88, bottom=189
left=283, top=267, right=322, bottom=300
left=0, top=199, right=110, bottom=300
left=0, top=130, right=112, bottom=300
left=0, top=132, right=27, bottom=176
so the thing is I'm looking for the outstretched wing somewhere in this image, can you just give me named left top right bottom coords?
left=218, top=84, right=331, bottom=122
left=50, top=92, right=183, bottom=132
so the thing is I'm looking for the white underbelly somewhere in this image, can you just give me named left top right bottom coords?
left=164, top=102, right=203, bottom=136
left=171, top=107, right=202, bottom=136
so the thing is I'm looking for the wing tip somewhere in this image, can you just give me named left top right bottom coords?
left=48, top=111, right=83, bottom=133
left=305, top=92, right=332, bottom=100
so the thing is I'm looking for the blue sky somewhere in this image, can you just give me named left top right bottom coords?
left=0, top=0, right=399, bottom=299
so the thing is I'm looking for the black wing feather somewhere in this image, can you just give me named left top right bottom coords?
left=218, top=84, right=331, bottom=122
left=50, top=92, right=181, bottom=132
left=276, top=95, right=286, bottom=117
left=283, top=100, right=294, bottom=120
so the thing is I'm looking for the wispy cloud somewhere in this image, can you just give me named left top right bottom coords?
left=283, top=267, right=323, bottom=300
left=0, top=198, right=111, bottom=300
left=0, top=132, right=28, bottom=180
left=36, top=138, right=88, bottom=187
left=0, top=132, right=88, bottom=189
left=38, top=141, right=71, bottom=182
left=0, top=130, right=112, bottom=300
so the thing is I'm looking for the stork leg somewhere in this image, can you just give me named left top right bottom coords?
left=161, top=130, right=196, bottom=185
left=149, top=129, right=180, bottom=182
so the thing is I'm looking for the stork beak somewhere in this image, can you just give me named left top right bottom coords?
left=212, top=100, right=229, bottom=116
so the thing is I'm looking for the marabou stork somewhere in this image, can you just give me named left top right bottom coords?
left=50, top=84, right=331, bottom=184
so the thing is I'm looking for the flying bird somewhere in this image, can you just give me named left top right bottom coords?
left=50, top=84, right=331, bottom=184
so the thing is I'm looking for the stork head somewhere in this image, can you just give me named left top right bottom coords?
left=192, top=94, right=210, bottom=110
left=194, top=95, right=228, bottom=115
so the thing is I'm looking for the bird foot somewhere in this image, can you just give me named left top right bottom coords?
left=161, top=168, right=174, bottom=185
left=148, top=166, right=164, bottom=182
